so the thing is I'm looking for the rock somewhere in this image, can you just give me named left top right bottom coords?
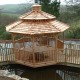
left=0, top=70, right=29, bottom=80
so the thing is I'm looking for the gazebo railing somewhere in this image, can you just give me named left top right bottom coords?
left=0, top=40, right=15, bottom=62
left=0, top=48, right=15, bottom=62
left=65, top=44, right=80, bottom=50
left=0, top=40, right=80, bottom=67
left=0, top=48, right=80, bottom=65
left=15, top=49, right=65, bottom=63
left=15, top=48, right=80, bottom=65
left=64, top=48, right=80, bottom=64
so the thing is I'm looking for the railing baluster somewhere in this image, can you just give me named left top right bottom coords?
left=0, top=40, right=15, bottom=63
left=0, top=40, right=80, bottom=67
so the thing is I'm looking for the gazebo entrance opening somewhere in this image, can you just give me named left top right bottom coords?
left=14, top=33, right=58, bottom=66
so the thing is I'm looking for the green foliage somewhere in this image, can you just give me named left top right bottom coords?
left=65, top=28, right=80, bottom=39
left=50, top=1, right=60, bottom=17
left=0, top=25, right=12, bottom=40
left=0, top=13, right=18, bottom=26
left=0, top=13, right=18, bottom=40
left=40, top=0, right=60, bottom=17
left=0, top=25, right=5, bottom=34
left=0, top=26, right=12, bottom=40
left=59, top=4, right=80, bottom=23
left=65, top=21, right=80, bottom=39
left=0, top=32, right=11, bottom=40
left=58, top=4, right=80, bottom=39
left=58, top=11, right=76, bottom=23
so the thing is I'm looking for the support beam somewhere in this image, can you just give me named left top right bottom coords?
left=32, top=36, right=35, bottom=63
left=54, top=33, right=58, bottom=62
left=63, top=32, right=64, bottom=44
left=12, top=33, right=16, bottom=59
left=55, top=37, right=57, bottom=49
left=54, top=33, right=58, bottom=49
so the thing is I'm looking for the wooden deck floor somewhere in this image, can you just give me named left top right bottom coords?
left=15, top=60, right=57, bottom=68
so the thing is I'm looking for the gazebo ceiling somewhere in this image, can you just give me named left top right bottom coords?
left=6, top=4, right=69, bottom=35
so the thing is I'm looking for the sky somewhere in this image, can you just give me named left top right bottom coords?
left=0, top=0, right=65, bottom=5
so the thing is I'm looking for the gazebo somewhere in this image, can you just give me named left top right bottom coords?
left=6, top=4, right=69, bottom=68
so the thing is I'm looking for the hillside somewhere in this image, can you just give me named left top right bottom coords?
left=0, top=3, right=33, bottom=14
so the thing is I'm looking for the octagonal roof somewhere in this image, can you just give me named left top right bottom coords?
left=6, top=4, right=69, bottom=35
left=19, top=4, right=56, bottom=20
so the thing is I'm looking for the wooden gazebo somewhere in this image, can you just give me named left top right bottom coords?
left=6, top=4, right=69, bottom=68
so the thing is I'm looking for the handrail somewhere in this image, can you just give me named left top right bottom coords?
left=0, top=47, right=80, bottom=65
left=0, top=40, right=12, bottom=43
left=64, top=39, right=80, bottom=41
left=65, top=43, right=80, bottom=50
left=0, top=41, right=14, bottom=62
left=0, top=40, right=80, bottom=66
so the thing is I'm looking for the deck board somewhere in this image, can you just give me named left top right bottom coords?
left=15, top=60, right=57, bottom=68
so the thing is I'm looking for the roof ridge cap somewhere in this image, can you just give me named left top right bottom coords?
left=38, top=11, right=51, bottom=19
left=49, top=20, right=61, bottom=32
left=41, top=11, right=56, bottom=18
left=8, top=21, right=23, bottom=31
left=19, top=11, right=33, bottom=19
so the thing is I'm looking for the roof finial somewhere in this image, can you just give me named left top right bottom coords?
left=32, top=4, right=41, bottom=12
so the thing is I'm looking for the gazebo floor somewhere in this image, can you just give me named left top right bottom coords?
left=15, top=60, right=57, bottom=68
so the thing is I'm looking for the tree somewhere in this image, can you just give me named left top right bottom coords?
left=0, top=32, right=11, bottom=40
left=59, top=0, right=80, bottom=23
left=65, top=0, right=80, bottom=5
left=0, top=12, right=18, bottom=40
left=0, top=8, right=2, bottom=17
left=35, top=0, right=60, bottom=17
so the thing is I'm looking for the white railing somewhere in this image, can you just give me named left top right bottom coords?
left=65, top=44, right=80, bottom=50
left=0, top=41, right=15, bottom=62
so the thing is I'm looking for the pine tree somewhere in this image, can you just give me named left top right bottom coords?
left=35, top=0, right=60, bottom=17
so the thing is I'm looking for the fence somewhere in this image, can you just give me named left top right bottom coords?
left=0, top=40, right=80, bottom=66
left=0, top=40, right=15, bottom=62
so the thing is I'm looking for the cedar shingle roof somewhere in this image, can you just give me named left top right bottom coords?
left=6, top=4, right=69, bottom=35
left=19, top=5, right=56, bottom=20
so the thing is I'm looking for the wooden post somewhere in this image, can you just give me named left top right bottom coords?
left=32, top=36, right=35, bottom=63
left=5, top=40, right=7, bottom=61
left=55, top=36, right=57, bottom=49
left=54, top=33, right=58, bottom=62
left=55, top=36, right=58, bottom=62
left=65, top=48, right=67, bottom=65
left=63, top=32, right=64, bottom=44
left=22, top=36, right=25, bottom=61
left=12, top=33, right=15, bottom=60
